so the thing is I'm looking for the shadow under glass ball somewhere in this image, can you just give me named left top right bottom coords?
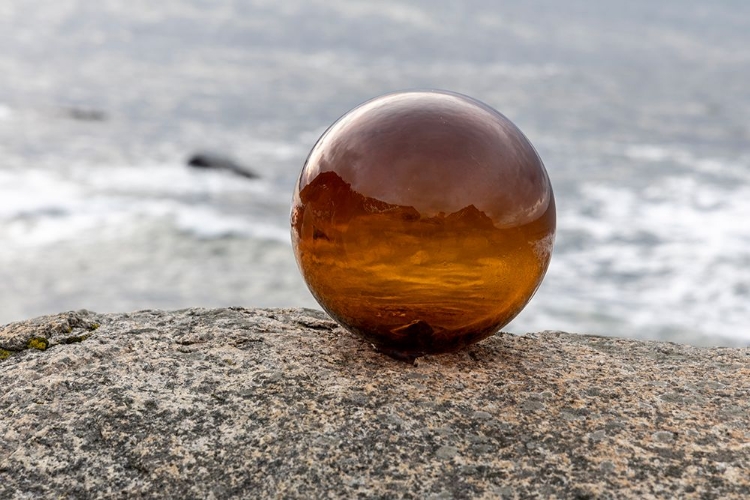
left=291, top=90, right=556, bottom=358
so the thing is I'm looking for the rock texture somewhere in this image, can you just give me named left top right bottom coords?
left=1, top=308, right=748, bottom=499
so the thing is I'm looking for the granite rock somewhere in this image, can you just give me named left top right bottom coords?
left=1, top=308, right=748, bottom=499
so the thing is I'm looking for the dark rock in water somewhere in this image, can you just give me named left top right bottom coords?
left=61, top=107, right=108, bottom=122
left=187, top=152, right=259, bottom=179
left=1, top=308, right=749, bottom=498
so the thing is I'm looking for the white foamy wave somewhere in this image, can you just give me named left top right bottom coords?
left=324, top=0, right=438, bottom=30
left=386, top=59, right=564, bottom=82
left=624, top=144, right=750, bottom=181
left=172, top=205, right=290, bottom=242
left=0, top=166, right=291, bottom=251
left=0, top=169, right=82, bottom=219
left=0, top=103, right=11, bottom=121
left=247, top=140, right=306, bottom=162
left=72, top=163, right=281, bottom=199
left=512, top=175, right=750, bottom=345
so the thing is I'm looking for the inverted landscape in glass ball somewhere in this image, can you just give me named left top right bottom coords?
left=291, top=90, right=555, bottom=357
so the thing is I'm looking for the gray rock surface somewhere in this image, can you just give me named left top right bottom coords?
left=1, top=308, right=748, bottom=499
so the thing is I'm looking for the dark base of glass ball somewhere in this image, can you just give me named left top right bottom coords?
left=341, top=314, right=502, bottom=361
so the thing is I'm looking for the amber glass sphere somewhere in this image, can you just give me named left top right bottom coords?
left=291, top=90, right=555, bottom=357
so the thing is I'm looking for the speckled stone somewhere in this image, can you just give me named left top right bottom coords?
left=1, top=308, right=748, bottom=499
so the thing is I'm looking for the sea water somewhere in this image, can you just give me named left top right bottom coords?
left=0, top=0, right=748, bottom=346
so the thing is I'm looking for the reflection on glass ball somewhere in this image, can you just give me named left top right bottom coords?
left=291, top=90, right=555, bottom=358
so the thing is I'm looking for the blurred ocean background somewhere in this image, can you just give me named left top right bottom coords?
left=1, top=0, right=748, bottom=346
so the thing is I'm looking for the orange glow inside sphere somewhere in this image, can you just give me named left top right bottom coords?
left=291, top=90, right=556, bottom=357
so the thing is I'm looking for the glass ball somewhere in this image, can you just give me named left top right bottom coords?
left=291, top=90, right=555, bottom=357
